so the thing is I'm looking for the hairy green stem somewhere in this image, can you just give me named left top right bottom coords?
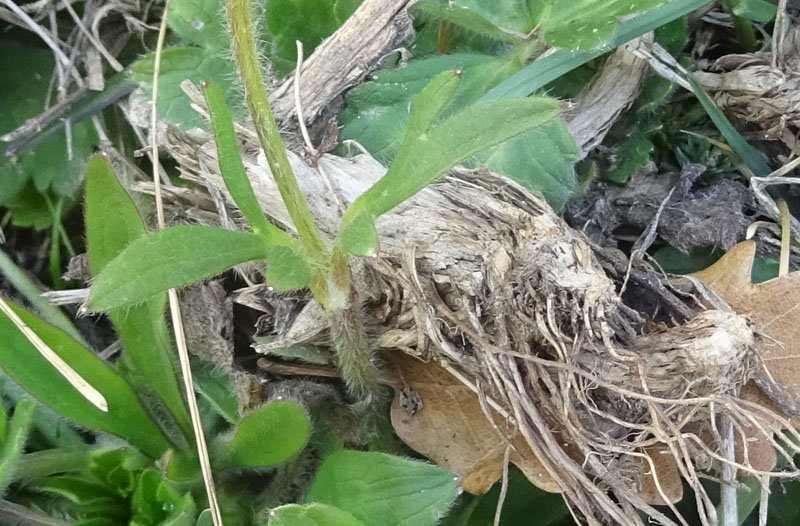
left=225, top=0, right=327, bottom=261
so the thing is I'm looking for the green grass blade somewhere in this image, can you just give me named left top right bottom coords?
left=89, top=226, right=269, bottom=311
left=202, top=82, right=296, bottom=247
left=479, top=0, right=711, bottom=103
left=688, top=77, right=770, bottom=177
left=85, top=155, right=193, bottom=439
left=0, top=304, right=174, bottom=458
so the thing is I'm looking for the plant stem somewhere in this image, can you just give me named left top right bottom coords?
left=225, top=0, right=328, bottom=262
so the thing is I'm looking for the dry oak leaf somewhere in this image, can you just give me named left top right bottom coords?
left=692, top=240, right=800, bottom=471
left=382, top=351, right=559, bottom=495
left=639, top=445, right=684, bottom=506
left=693, top=240, right=800, bottom=416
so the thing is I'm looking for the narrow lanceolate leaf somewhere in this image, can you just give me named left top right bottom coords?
left=85, top=155, right=192, bottom=437
left=0, top=304, right=173, bottom=458
left=406, top=70, right=462, bottom=138
left=411, top=2, right=523, bottom=44
left=203, top=81, right=296, bottom=247
left=89, top=226, right=268, bottom=311
left=0, top=399, right=35, bottom=493
left=341, top=96, right=561, bottom=233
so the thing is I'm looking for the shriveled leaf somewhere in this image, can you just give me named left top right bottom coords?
left=342, top=96, right=561, bottom=225
left=217, top=400, right=309, bottom=468
left=89, top=226, right=268, bottom=311
left=0, top=305, right=173, bottom=458
left=85, top=155, right=191, bottom=436
left=269, top=503, right=366, bottom=526
left=693, top=241, right=800, bottom=416
left=383, top=352, right=558, bottom=494
left=306, top=450, right=459, bottom=526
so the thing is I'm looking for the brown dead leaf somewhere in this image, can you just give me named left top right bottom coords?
left=382, top=351, right=559, bottom=495
left=693, top=240, right=800, bottom=416
left=640, top=445, right=684, bottom=506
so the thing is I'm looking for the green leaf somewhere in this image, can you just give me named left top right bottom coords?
left=85, top=155, right=192, bottom=438
left=532, top=0, right=666, bottom=50
left=192, top=362, right=239, bottom=424
left=479, top=0, right=712, bottom=102
left=339, top=212, right=379, bottom=257
left=130, top=0, right=246, bottom=130
left=339, top=53, right=522, bottom=164
left=448, top=0, right=535, bottom=34
left=306, top=450, right=459, bottom=526
left=264, top=0, right=363, bottom=77
left=264, top=245, right=312, bottom=290
left=89, top=226, right=269, bottom=311
left=88, top=449, right=149, bottom=497
left=130, top=469, right=196, bottom=526
left=269, top=503, right=366, bottom=526
left=0, top=399, right=35, bottom=493
left=0, top=304, right=173, bottom=458
left=467, top=119, right=578, bottom=210
left=169, top=0, right=228, bottom=48
left=0, top=36, right=97, bottom=213
left=37, top=475, right=120, bottom=505
left=688, top=77, right=770, bottom=178
left=131, top=47, right=239, bottom=131
left=216, top=400, right=309, bottom=468
left=342, top=95, right=561, bottom=225
left=337, top=54, right=573, bottom=209
left=196, top=509, right=213, bottom=526
left=203, top=81, right=297, bottom=247
left=410, top=2, right=523, bottom=44
left=406, top=70, right=463, bottom=138
left=728, top=0, right=777, bottom=22
left=604, top=135, right=654, bottom=184
left=0, top=248, right=83, bottom=342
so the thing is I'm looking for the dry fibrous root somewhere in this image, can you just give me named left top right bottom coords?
left=149, top=119, right=800, bottom=525
left=694, top=26, right=800, bottom=152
